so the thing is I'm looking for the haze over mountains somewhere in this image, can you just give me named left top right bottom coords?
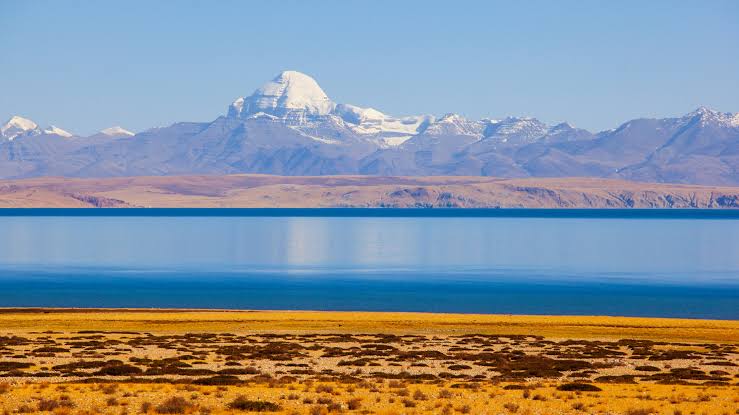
left=2, top=71, right=738, bottom=185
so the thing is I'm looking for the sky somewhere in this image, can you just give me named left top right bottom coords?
left=1, top=0, right=738, bottom=135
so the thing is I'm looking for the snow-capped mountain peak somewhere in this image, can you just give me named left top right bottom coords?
left=227, top=97, right=245, bottom=118
left=100, top=126, right=135, bottom=137
left=227, top=71, right=439, bottom=147
left=334, top=103, right=432, bottom=142
left=334, top=103, right=387, bottom=125
left=414, top=113, right=482, bottom=137
left=684, top=106, right=739, bottom=127
left=4, top=115, right=37, bottom=131
left=1, top=79, right=739, bottom=186
left=2, top=116, right=75, bottom=139
left=229, top=70, right=335, bottom=121
left=483, top=116, right=549, bottom=143
left=1, top=115, right=41, bottom=140
left=43, top=125, right=73, bottom=138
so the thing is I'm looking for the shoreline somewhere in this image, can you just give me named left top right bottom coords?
left=1, top=309, right=736, bottom=343
left=1, top=207, right=739, bottom=218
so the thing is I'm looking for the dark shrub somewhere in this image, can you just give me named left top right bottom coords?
left=140, top=401, right=153, bottom=413
left=193, top=375, right=241, bottom=385
left=402, top=398, right=416, bottom=408
left=503, top=402, right=519, bottom=413
left=412, top=390, right=428, bottom=401
left=53, top=360, right=113, bottom=371
left=38, top=397, right=75, bottom=411
left=347, top=397, right=362, bottom=410
left=227, top=396, right=280, bottom=412
left=155, top=396, right=192, bottom=414
left=95, top=364, right=143, bottom=376
left=38, top=399, right=60, bottom=411
left=634, top=366, right=660, bottom=372
left=438, top=389, right=453, bottom=398
left=593, top=375, right=636, bottom=384
left=218, top=367, right=260, bottom=375
left=0, top=361, right=32, bottom=370
left=556, top=383, right=602, bottom=392
left=503, top=384, right=526, bottom=390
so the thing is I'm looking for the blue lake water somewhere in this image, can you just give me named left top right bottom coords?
left=0, top=209, right=737, bottom=319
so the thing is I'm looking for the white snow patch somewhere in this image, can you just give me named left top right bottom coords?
left=100, top=126, right=135, bottom=137
left=1, top=115, right=41, bottom=140
left=336, top=103, right=433, bottom=136
left=683, top=106, right=739, bottom=128
left=4, top=115, right=37, bottom=131
left=422, top=113, right=483, bottom=136
left=43, top=125, right=73, bottom=137
left=288, top=126, right=342, bottom=144
left=234, top=70, right=335, bottom=119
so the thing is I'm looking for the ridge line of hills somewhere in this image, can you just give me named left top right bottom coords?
left=0, top=175, right=736, bottom=208
left=2, top=70, right=737, bottom=185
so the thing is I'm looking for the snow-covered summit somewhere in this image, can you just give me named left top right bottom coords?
left=2, top=116, right=77, bottom=139
left=334, top=103, right=386, bottom=125
left=229, top=70, right=335, bottom=121
left=683, top=106, right=739, bottom=128
left=483, top=117, right=549, bottom=144
left=43, top=125, right=73, bottom=138
left=1, top=115, right=40, bottom=140
left=227, top=71, right=436, bottom=146
left=4, top=115, right=37, bottom=131
left=420, top=113, right=482, bottom=136
left=334, top=103, right=433, bottom=140
left=99, top=126, right=135, bottom=137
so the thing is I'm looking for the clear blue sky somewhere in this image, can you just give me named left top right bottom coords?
left=2, top=0, right=738, bottom=135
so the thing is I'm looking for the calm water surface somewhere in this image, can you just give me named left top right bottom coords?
left=0, top=211, right=737, bottom=318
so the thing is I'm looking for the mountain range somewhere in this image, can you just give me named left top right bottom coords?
left=2, top=70, right=738, bottom=185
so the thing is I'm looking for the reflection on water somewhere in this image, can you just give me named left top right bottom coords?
left=0, top=216, right=737, bottom=272
left=0, top=216, right=737, bottom=318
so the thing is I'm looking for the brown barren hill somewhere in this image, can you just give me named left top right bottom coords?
left=0, top=175, right=738, bottom=208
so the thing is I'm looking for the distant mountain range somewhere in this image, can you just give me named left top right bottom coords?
left=2, top=70, right=738, bottom=185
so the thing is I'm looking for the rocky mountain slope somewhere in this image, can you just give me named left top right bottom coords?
left=2, top=71, right=737, bottom=185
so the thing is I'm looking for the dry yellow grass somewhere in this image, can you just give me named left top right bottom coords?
left=0, top=310, right=737, bottom=414
left=0, top=381, right=736, bottom=415
left=1, top=309, right=737, bottom=343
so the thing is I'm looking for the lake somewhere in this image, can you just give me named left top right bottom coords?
left=0, top=209, right=737, bottom=319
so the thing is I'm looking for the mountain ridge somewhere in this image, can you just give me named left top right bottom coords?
left=2, top=71, right=737, bottom=185
left=0, top=175, right=736, bottom=208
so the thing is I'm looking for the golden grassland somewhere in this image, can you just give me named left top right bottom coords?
left=1, top=380, right=737, bottom=415
left=0, top=310, right=737, bottom=415
left=1, top=309, right=738, bottom=342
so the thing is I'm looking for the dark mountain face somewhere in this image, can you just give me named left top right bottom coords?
left=2, top=72, right=737, bottom=185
